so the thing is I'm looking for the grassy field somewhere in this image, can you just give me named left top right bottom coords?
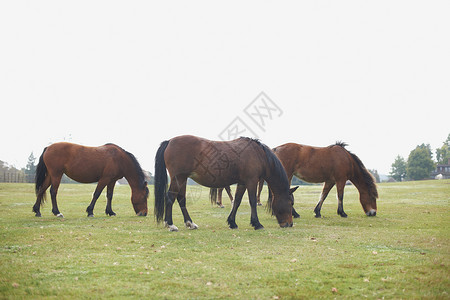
left=0, top=180, right=449, bottom=299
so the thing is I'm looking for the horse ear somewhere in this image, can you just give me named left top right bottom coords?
left=289, top=186, right=299, bottom=194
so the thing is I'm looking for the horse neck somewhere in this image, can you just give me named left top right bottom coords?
left=264, top=166, right=288, bottom=196
left=349, top=164, right=373, bottom=201
left=352, top=177, right=370, bottom=198
left=121, top=156, right=143, bottom=192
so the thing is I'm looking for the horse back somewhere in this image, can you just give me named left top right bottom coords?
left=164, top=135, right=265, bottom=187
left=275, top=143, right=353, bottom=183
left=43, top=142, right=123, bottom=183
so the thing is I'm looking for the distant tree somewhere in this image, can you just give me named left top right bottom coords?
left=24, top=152, right=37, bottom=183
left=390, top=155, right=407, bottom=181
left=369, top=169, right=380, bottom=183
left=406, top=144, right=435, bottom=180
left=435, top=133, right=450, bottom=165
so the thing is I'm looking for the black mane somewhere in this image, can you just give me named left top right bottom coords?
left=329, top=141, right=378, bottom=199
left=105, top=143, right=147, bottom=188
left=334, top=141, right=348, bottom=148
left=238, top=137, right=290, bottom=213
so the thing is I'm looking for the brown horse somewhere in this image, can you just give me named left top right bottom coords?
left=265, top=142, right=378, bottom=218
left=33, top=142, right=149, bottom=217
left=154, top=135, right=297, bottom=231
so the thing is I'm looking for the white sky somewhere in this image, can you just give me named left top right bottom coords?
left=1, top=1, right=449, bottom=175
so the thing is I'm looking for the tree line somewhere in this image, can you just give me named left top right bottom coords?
left=390, top=133, right=449, bottom=181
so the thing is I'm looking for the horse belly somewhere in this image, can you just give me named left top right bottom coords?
left=295, top=169, right=330, bottom=184
left=189, top=171, right=237, bottom=188
left=64, top=169, right=102, bottom=183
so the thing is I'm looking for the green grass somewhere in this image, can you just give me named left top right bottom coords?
left=0, top=180, right=449, bottom=299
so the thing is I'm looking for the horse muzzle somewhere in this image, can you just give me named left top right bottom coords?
left=136, top=211, right=147, bottom=216
left=280, top=222, right=293, bottom=228
left=366, top=209, right=376, bottom=217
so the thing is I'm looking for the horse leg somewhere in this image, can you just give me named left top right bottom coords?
left=33, top=176, right=51, bottom=217
left=225, top=186, right=234, bottom=202
left=174, top=181, right=197, bottom=229
left=86, top=180, right=107, bottom=217
left=336, top=181, right=347, bottom=218
left=248, top=184, right=264, bottom=230
left=165, top=177, right=185, bottom=231
left=49, top=175, right=63, bottom=217
left=256, top=179, right=263, bottom=206
left=217, top=188, right=224, bottom=208
left=314, top=182, right=335, bottom=218
left=105, top=182, right=116, bottom=216
left=227, top=184, right=246, bottom=229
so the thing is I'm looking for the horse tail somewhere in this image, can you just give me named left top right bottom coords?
left=35, top=147, right=48, bottom=205
left=154, top=140, right=170, bottom=223
left=348, top=152, right=379, bottom=200
left=209, top=188, right=218, bottom=205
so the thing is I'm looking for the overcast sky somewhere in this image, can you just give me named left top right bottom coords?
left=1, top=1, right=449, bottom=175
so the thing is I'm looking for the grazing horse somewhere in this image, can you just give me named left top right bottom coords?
left=33, top=142, right=149, bottom=217
left=154, top=135, right=297, bottom=231
left=266, top=142, right=378, bottom=218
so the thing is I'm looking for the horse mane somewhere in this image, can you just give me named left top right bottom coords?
left=332, top=142, right=378, bottom=200
left=348, top=152, right=378, bottom=199
left=334, top=141, right=348, bottom=148
left=238, top=137, right=285, bottom=175
left=238, top=137, right=288, bottom=213
left=105, top=143, right=147, bottom=188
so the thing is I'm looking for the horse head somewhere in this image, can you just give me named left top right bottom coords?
left=359, top=186, right=377, bottom=217
left=362, top=194, right=377, bottom=217
left=131, top=181, right=149, bottom=216
left=272, top=187, right=298, bottom=227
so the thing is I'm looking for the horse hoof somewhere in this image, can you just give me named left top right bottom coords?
left=87, top=214, right=94, bottom=217
left=185, top=221, right=198, bottom=230
left=257, top=203, right=262, bottom=206
left=35, top=213, right=42, bottom=217
left=165, top=222, right=178, bottom=232
left=56, top=213, right=64, bottom=218
left=340, top=213, right=348, bottom=218
left=228, top=223, right=238, bottom=229
left=254, top=224, right=264, bottom=230
left=168, top=225, right=178, bottom=232
left=314, top=214, right=321, bottom=218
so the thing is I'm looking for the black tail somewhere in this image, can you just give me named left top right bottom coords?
left=154, top=140, right=170, bottom=223
left=209, top=188, right=218, bottom=205
left=35, top=147, right=48, bottom=206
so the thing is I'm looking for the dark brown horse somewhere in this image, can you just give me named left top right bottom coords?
left=154, top=135, right=297, bottom=231
left=33, top=142, right=149, bottom=217
left=267, top=142, right=377, bottom=218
